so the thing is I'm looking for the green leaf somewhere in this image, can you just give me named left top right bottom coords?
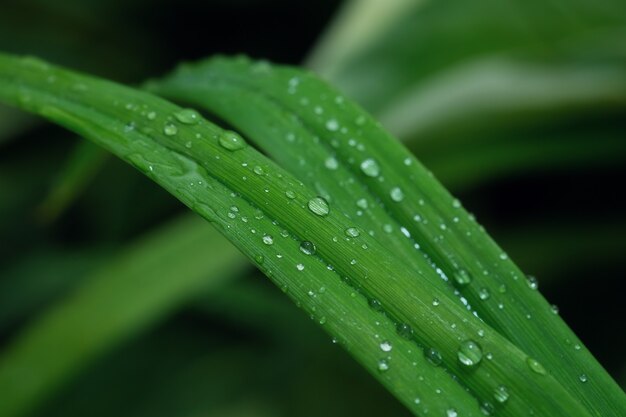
left=0, top=52, right=613, bottom=417
left=148, top=56, right=625, bottom=417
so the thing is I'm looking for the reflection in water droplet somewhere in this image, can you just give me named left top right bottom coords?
left=299, top=241, right=316, bottom=255
left=360, top=158, right=380, bottom=177
left=308, top=197, right=330, bottom=216
left=458, top=340, right=483, bottom=367
left=174, top=108, right=200, bottom=124
left=218, top=130, right=247, bottom=151
left=163, top=123, right=178, bottom=136
left=390, top=187, right=404, bottom=202
left=527, top=357, right=547, bottom=375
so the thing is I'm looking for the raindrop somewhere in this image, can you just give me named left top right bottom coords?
left=218, top=130, right=247, bottom=151
left=527, top=275, right=538, bottom=290
left=296, top=263, right=305, bottom=271
left=526, top=358, right=547, bottom=375
left=377, top=359, right=389, bottom=372
left=308, top=197, right=330, bottom=216
left=390, top=187, right=404, bottom=202
left=499, top=252, right=508, bottom=260
left=432, top=298, right=440, bottom=306
left=285, top=190, right=296, bottom=199
left=253, top=166, right=264, bottom=175
left=579, top=374, right=588, bottom=383
left=493, top=385, right=509, bottom=403
left=396, top=323, right=413, bottom=339
left=325, top=156, right=338, bottom=170
left=163, top=123, right=178, bottom=136
left=262, top=235, right=274, bottom=245
left=446, top=408, right=458, bottom=417
left=173, top=108, right=200, bottom=124
left=458, top=340, right=483, bottom=367
left=299, top=241, right=316, bottom=255
left=356, top=198, right=368, bottom=209
left=326, top=118, right=339, bottom=131
left=345, top=227, right=360, bottom=238
left=360, top=158, right=380, bottom=177
left=146, top=111, right=157, bottom=120
left=478, top=288, right=491, bottom=300
left=425, top=348, right=443, bottom=366
left=454, top=269, right=472, bottom=286
left=380, top=341, right=393, bottom=352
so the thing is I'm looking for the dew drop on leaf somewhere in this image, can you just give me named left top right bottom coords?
left=345, top=227, right=360, bottom=237
left=526, top=357, right=547, bottom=375
left=360, top=158, right=380, bottom=177
left=458, top=340, right=483, bottom=367
left=262, top=235, right=274, bottom=245
left=163, top=123, right=178, bottom=136
left=453, top=269, right=472, bottom=286
left=579, top=374, right=588, bottom=383
left=478, top=287, right=491, bottom=300
left=308, top=196, right=330, bottom=216
left=390, top=187, right=404, bottom=202
left=446, top=408, right=458, bottom=417
left=296, top=263, right=305, bottom=271
left=380, top=341, right=392, bottom=352
left=377, top=359, right=389, bottom=372
left=218, top=130, right=247, bottom=151
left=425, top=348, right=443, bottom=366
left=285, top=190, right=296, bottom=199
left=173, top=108, right=200, bottom=124
left=299, top=241, right=316, bottom=255
left=325, top=118, right=339, bottom=131
left=493, top=385, right=509, bottom=403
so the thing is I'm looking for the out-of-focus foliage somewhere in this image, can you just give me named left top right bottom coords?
left=0, top=0, right=624, bottom=416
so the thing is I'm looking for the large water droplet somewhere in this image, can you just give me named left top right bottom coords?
left=380, top=341, right=392, bottom=352
left=454, top=269, right=472, bottom=286
left=446, top=408, right=458, bottom=417
left=345, top=227, right=360, bottom=238
left=300, top=241, right=316, bottom=255
left=360, top=158, right=380, bottom=177
left=173, top=108, right=200, bottom=124
left=163, top=123, right=178, bottom=136
left=377, top=359, right=389, bottom=372
left=526, top=357, right=547, bottom=375
left=390, top=187, right=404, bottom=202
left=308, top=197, right=330, bottom=216
left=458, top=340, right=483, bottom=367
left=262, top=235, right=274, bottom=245
left=219, top=130, right=247, bottom=151
left=493, top=385, right=509, bottom=403
left=425, top=348, right=443, bottom=366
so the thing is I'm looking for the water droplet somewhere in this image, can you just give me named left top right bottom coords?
left=253, top=166, right=264, bottom=175
left=218, top=130, right=247, bottom=151
left=432, top=298, right=440, bottom=306
left=345, top=227, right=360, bottom=238
left=325, top=118, right=339, bottom=131
left=458, top=340, right=483, bottom=367
left=478, top=288, right=491, bottom=300
left=173, top=108, right=200, bottom=124
left=325, top=156, right=338, bottom=170
left=146, top=111, right=157, bottom=120
left=526, top=358, right=547, bottom=375
left=299, top=241, right=316, bottom=255
left=360, top=158, right=380, bottom=177
left=454, top=269, right=472, bottom=286
left=527, top=275, right=538, bottom=290
left=356, top=198, right=368, bottom=209
left=319, top=316, right=327, bottom=325
left=480, top=402, right=495, bottom=416
left=498, top=284, right=507, bottom=293
left=493, top=385, right=509, bottom=403
left=390, top=187, right=404, bottom=202
left=377, top=359, right=389, bottom=372
left=499, top=252, right=508, bottom=260
left=425, top=348, right=442, bottom=366
left=579, top=374, right=588, bottom=383
left=355, top=115, right=366, bottom=126
left=163, top=123, right=178, bottom=136
left=447, top=408, right=458, bottom=417
left=308, top=197, right=330, bottom=216
left=285, top=190, right=296, bottom=199
left=296, top=263, right=305, bottom=271
left=380, top=341, right=392, bottom=352
left=396, top=323, right=413, bottom=339
left=262, top=235, right=274, bottom=245
left=550, top=304, right=559, bottom=314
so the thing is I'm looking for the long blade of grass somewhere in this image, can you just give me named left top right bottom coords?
left=0, top=215, right=248, bottom=417
left=0, top=53, right=601, bottom=417
left=147, top=56, right=626, bottom=417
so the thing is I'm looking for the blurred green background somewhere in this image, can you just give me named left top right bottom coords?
left=1, top=0, right=625, bottom=416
